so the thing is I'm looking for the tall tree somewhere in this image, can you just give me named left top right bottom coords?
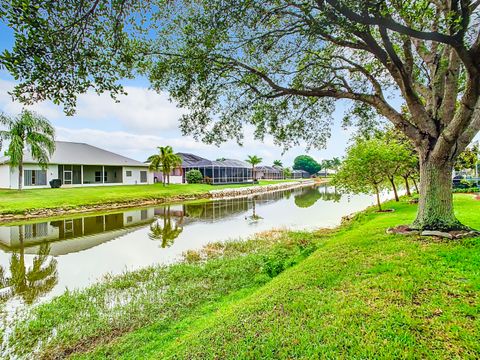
left=0, top=110, right=55, bottom=190
left=293, top=155, right=322, bottom=175
left=147, top=146, right=182, bottom=186
left=3, top=2, right=480, bottom=230
left=246, top=155, right=262, bottom=181
left=321, top=159, right=333, bottom=177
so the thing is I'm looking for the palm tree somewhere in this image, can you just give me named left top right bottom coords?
left=147, top=146, right=182, bottom=186
left=273, top=160, right=283, bottom=167
left=0, top=110, right=55, bottom=190
left=331, top=157, right=342, bottom=172
left=245, top=155, right=262, bottom=181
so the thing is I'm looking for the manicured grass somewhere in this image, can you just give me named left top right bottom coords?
left=6, top=195, right=480, bottom=359
left=6, top=230, right=318, bottom=359
left=0, top=180, right=296, bottom=215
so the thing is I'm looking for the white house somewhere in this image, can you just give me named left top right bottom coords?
left=0, top=141, right=154, bottom=189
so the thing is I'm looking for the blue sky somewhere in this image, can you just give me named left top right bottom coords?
left=0, top=20, right=368, bottom=166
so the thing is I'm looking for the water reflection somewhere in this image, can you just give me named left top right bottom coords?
left=149, top=206, right=183, bottom=248
left=0, top=185, right=375, bottom=308
left=0, top=234, right=57, bottom=305
left=294, top=185, right=342, bottom=208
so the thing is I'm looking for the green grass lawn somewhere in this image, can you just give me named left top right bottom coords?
left=0, top=180, right=296, bottom=215
left=5, top=194, right=479, bottom=359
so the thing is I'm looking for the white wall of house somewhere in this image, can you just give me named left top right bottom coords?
left=153, top=171, right=184, bottom=184
left=123, top=166, right=154, bottom=185
left=0, top=164, right=10, bottom=189
left=0, top=164, right=153, bottom=189
left=0, top=164, right=58, bottom=189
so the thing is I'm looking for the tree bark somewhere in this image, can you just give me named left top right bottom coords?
left=403, top=176, right=411, bottom=196
left=375, top=186, right=382, bottom=211
left=18, top=161, right=23, bottom=191
left=411, top=177, right=419, bottom=193
left=388, top=176, right=399, bottom=202
left=412, top=158, right=465, bottom=230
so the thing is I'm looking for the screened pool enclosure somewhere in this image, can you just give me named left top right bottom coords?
left=179, top=153, right=253, bottom=185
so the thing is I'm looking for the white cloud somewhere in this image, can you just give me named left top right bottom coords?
left=74, top=86, right=184, bottom=133
left=0, top=79, right=184, bottom=133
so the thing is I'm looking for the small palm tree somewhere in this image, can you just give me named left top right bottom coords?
left=148, top=146, right=182, bottom=186
left=0, top=110, right=55, bottom=190
left=246, top=155, right=262, bottom=181
left=273, top=160, right=283, bottom=167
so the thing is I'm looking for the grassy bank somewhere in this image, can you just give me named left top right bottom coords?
left=0, top=180, right=296, bottom=216
left=5, top=230, right=318, bottom=359
left=5, top=194, right=480, bottom=359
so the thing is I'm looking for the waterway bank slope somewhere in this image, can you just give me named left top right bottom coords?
left=4, top=194, right=479, bottom=359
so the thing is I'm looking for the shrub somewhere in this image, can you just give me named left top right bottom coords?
left=452, top=187, right=480, bottom=193
left=185, top=169, right=203, bottom=184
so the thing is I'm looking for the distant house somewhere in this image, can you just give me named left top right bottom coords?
left=0, top=141, right=153, bottom=189
left=154, top=153, right=253, bottom=185
left=255, top=165, right=284, bottom=180
left=292, top=169, right=310, bottom=179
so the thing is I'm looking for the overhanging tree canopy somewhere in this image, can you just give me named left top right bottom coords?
left=2, top=1, right=480, bottom=230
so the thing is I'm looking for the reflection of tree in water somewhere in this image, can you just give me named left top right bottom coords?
left=149, top=206, right=183, bottom=248
left=294, top=187, right=322, bottom=208
left=294, top=186, right=342, bottom=208
left=246, top=197, right=263, bottom=223
left=0, top=227, right=58, bottom=305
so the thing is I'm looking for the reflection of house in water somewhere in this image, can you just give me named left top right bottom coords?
left=0, top=209, right=156, bottom=256
left=155, top=188, right=300, bottom=224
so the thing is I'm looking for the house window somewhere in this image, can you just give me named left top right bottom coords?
left=95, top=171, right=107, bottom=182
left=140, top=171, right=147, bottom=183
left=24, top=170, right=47, bottom=186
left=141, top=210, right=148, bottom=220
left=126, top=171, right=132, bottom=177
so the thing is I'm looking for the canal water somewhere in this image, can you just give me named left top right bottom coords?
left=0, top=184, right=382, bottom=310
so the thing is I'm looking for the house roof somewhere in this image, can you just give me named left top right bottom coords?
left=178, top=153, right=250, bottom=168
left=292, top=169, right=310, bottom=174
left=256, top=165, right=283, bottom=173
left=0, top=141, right=147, bottom=167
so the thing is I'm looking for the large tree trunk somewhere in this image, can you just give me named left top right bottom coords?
left=412, top=157, right=464, bottom=231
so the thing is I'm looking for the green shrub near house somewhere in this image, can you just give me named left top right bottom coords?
left=185, top=169, right=204, bottom=184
